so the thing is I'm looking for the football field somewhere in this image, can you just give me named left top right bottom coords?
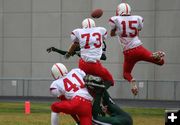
left=0, top=102, right=164, bottom=125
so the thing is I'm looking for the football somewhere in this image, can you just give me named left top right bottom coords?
left=91, top=9, right=103, bottom=18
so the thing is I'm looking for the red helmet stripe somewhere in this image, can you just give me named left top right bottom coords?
left=55, top=64, right=63, bottom=76
left=51, top=71, right=57, bottom=80
left=125, top=3, right=128, bottom=14
left=87, top=19, right=91, bottom=28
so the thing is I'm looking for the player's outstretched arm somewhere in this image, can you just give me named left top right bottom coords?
left=47, top=47, right=67, bottom=55
left=47, top=46, right=80, bottom=57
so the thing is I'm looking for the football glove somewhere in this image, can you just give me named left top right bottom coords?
left=47, top=47, right=56, bottom=53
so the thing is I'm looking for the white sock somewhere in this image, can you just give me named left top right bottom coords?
left=51, top=112, right=59, bottom=125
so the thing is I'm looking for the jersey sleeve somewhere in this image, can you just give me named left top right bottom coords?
left=50, top=81, right=63, bottom=97
left=100, top=27, right=107, bottom=41
left=71, top=29, right=79, bottom=43
left=137, top=16, right=144, bottom=30
left=109, top=16, right=116, bottom=29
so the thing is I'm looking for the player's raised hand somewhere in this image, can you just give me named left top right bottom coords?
left=47, top=47, right=55, bottom=53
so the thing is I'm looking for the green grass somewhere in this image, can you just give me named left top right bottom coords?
left=0, top=102, right=165, bottom=125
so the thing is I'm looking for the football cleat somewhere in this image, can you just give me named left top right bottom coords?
left=130, top=80, right=138, bottom=96
left=152, top=51, right=165, bottom=60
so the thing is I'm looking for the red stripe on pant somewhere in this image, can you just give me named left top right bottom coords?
left=51, top=96, right=92, bottom=125
left=123, top=45, right=164, bottom=82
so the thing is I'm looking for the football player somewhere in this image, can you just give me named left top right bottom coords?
left=50, top=63, right=93, bottom=125
left=92, top=90, right=133, bottom=125
left=64, top=18, right=114, bottom=89
left=63, top=19, right=116, bottom=125
left=109, top=3, right=165, bottom=95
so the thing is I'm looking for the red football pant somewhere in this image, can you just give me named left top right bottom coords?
left=79, top=58, right=114, bottom=85
left=51, top=96, right=92, bottom=125
left=123, top=45, right=164, bottom=82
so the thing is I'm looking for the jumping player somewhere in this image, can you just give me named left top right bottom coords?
left=109, top=3, right=165, bottom=95
left=50, top=63, right=93, bottom=125
left=64, top=18, right=114, bottom=89
left=64, top=19, right=115, bottom=125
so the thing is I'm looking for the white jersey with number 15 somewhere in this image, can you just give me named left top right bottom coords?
left=109, top=15, right=144, bottom=51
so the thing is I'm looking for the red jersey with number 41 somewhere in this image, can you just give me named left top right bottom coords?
left=50, top=68, right=93, bottom=101
left=71, top=27, right=107, bottom=62
left=109, top=15, right=144, bottom=51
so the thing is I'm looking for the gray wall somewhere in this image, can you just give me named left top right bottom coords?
left=0, top=79, right=180, bottom=100
left=0, top=0, right=180, bottom=98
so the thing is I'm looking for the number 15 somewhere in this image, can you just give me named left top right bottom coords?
left=121, top=20, right=138, bottom=37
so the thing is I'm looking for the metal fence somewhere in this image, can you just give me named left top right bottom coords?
left=0, top=78, right=179, bottom=101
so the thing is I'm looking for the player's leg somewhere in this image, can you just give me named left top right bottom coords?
left=79, top=58, right=114, bottom=88
left=79, top=114, right=92, bottom=125
left=103, top=91, right=133, bottom=125
left=51, top=111, right=59, bottom=125
left=123, top=58, right=136, bottom=82
left=78, top=58, right=91, bottom=74
left=51, top=100, right=77, bottom=114
left=123, top=53, right=138, bottom=95
left=111, top=106, right=133, bottom=125
left=51, top=97, right=92, bottom=125
left=115, top=115, right=133, bottom=125
left=94, top=62, right=114, bottom=88
left=51, top=97, right=90, bottom=114
left=92, top=87, right=105, bottom=119
left=93, top=91, right=133, bottom=125
left=75, top=98, right=92, bottom=125
left=93, top=116, right=117, bottom=125
left=93, top=115, right=132, bottom=125
left=139, top=46, right=165, bottom=65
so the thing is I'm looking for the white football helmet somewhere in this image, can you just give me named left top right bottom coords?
left=116, top=3, right=131, bottom=16
left=51, top=63, right=68, bottom=80
left=82, top=18, right=96, bottom=28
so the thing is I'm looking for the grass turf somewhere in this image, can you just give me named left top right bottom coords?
left=0, top=102, right=165, bottom=125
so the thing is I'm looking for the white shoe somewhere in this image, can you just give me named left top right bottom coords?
left=130, top=80, right=138, bottom=96
left=152, top=51, right=165, bottom=60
